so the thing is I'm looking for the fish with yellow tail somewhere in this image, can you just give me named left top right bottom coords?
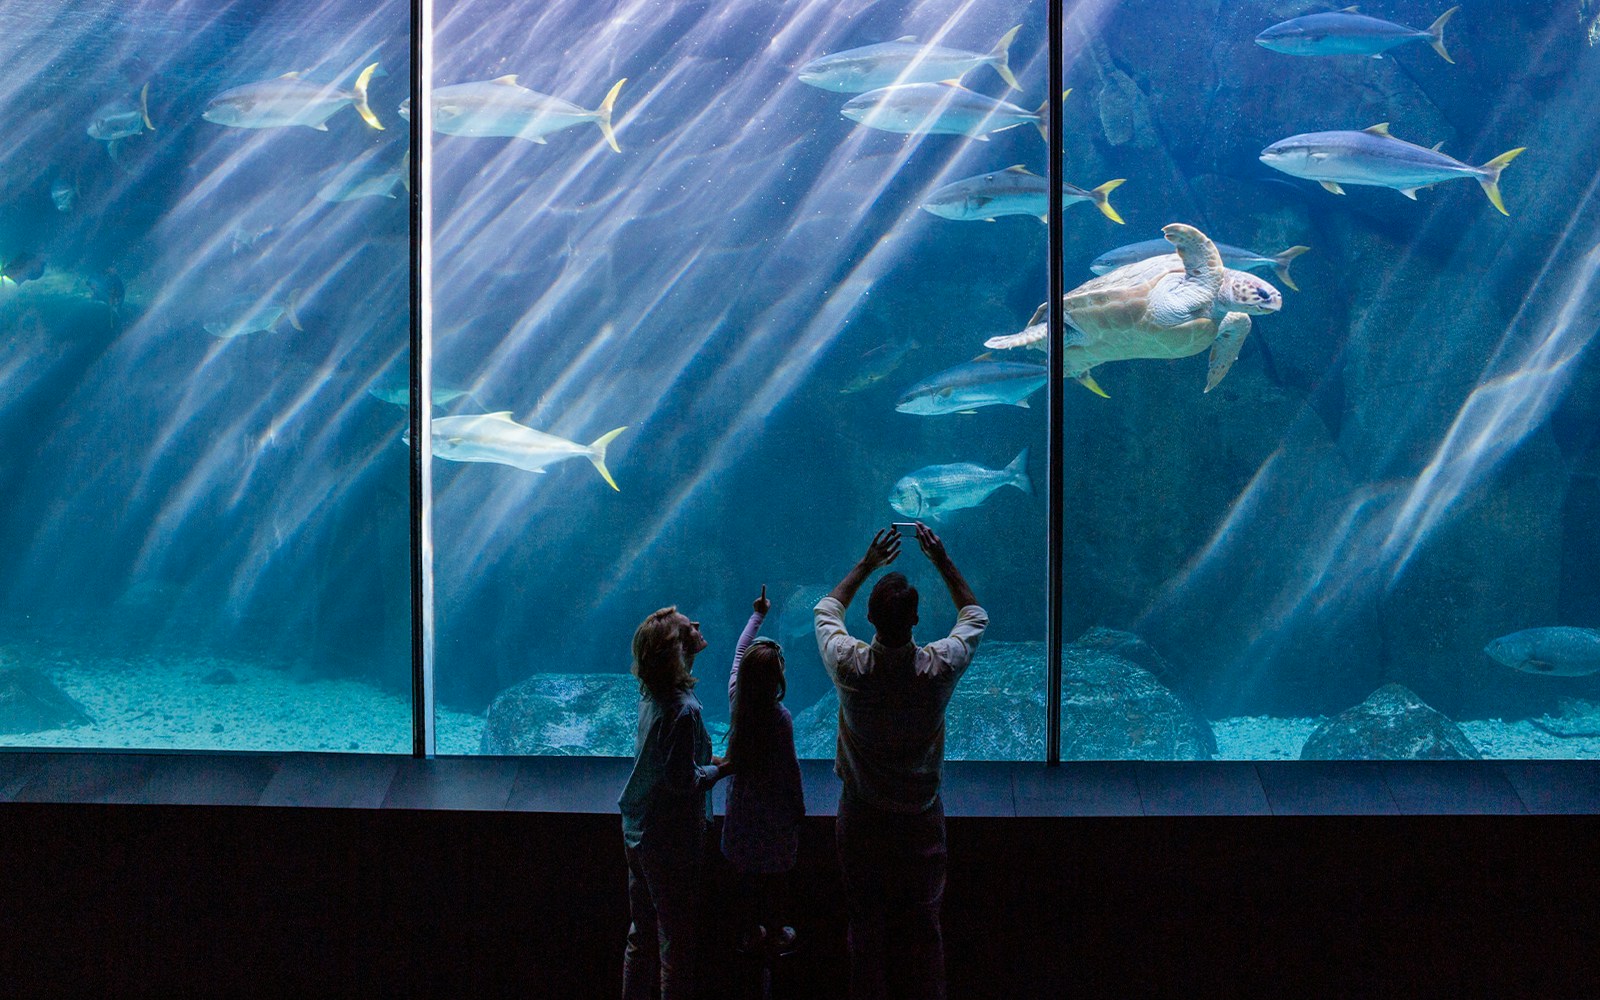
left=421, top=413, right=627, bottom=490
left=921, top=165, right=1125, bottom=224
left=203, top=63, right=383, bottom=131
left=1260, top=123, right=1524, bottom=215
left=421, top=77, right=626, bottom=151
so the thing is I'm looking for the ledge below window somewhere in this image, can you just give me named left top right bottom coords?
left=2, top=751, right=1596, bottom=815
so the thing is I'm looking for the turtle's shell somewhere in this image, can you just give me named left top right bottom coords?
left=1063, top=252, right=1219, bottom=363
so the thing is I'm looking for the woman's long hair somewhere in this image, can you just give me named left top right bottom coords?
left=632, top=606, right=695, bottom=699
left=726, top=639, right=786, bottom=770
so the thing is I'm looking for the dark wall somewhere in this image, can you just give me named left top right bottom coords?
left=3, top=804, right=1597, bottom=998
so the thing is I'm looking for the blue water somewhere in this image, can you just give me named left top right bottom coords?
left=3, top=0, right=1598, bottom=759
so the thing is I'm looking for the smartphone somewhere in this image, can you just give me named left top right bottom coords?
left=892, top=522, right=919, bottom=535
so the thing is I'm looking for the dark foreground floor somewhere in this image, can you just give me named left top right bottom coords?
left=3, top=800, right=1599, bottom=998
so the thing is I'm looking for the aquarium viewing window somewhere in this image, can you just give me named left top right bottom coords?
left=2, top=0, right=1598, bottom=765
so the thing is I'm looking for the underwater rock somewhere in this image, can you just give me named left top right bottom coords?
left=1300, top=683, right=1480, bottom=760
left=0, top=666, right=91, bottom=734
left=792, top=636, right=1215, bottom=761
left=481, top=673, right=640, bottom=756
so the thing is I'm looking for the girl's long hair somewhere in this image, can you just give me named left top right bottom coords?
left=726, top=639, right=786, bottom=770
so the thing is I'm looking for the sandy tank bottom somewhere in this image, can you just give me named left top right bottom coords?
left=5, top=644, right=1598, bottom=759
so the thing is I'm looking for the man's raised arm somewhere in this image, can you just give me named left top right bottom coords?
left=915, top=522, right=977, bottom=610
left=828, top=527, right=902, bottom=608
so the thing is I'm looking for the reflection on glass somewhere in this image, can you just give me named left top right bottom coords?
left=428, top=2, right=1050, bottom=758
left=1055, top=1, right=1600, bottom=760
left=0, top=0, right=412, bottom=750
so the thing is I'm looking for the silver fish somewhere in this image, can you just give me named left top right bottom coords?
left=798, top=26, right=1021, bottom=93
left=425, top=412, right=626, bottom=490
left=427, top=76, right=625, bottom=152
left=889, top=447, right=1031, bottom=520
left=1259, top=123, right=1525, bottom=215
left=317, top=148, right=408, bottom=202
left=840, top=338, right=919, bottom=393
left=203, top=293, right=302, bottom=339
left=1092, top=239, right=1310, bottom=291
left=1485, top=627, right=1600, bottom=677
left=87, top=83, right=153, bottom=142
left=921, top=165, right=1124, bottom=224
left=841, top=83, right=1062, bottom=142
left=367, top=383, right=475, bottom=407
left=203, top=63, right=382, bottom=131
left=50, top=177, right=77, bottom=213
left=1256, top=6, right=1459, bottom=63
left=895, top=357, right=1047, bottom=415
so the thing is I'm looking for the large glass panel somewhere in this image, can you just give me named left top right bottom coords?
left=0, top=0, right=412, bottom=750
left=428, top=2, right=1051, bottom=757
left=1056, top=1, right=1600, bottom=760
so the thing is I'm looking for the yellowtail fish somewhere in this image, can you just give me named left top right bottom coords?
left=426, top=413, right=627, bottom=490
left=1260, top=123, right=1524, bottom=215
left=203, top=63, right=382, bottom=131
left=841, top=84, right=1067, bottom=143
left=798, top=26, right=1021, bottom=93
left=317, top=146, right=408, bottom=202
left=426, top=76, right=625, bottom=152
left=921, top=165, right=1124, bottom=224
left=1256, top=6, right=1459, bottom=63
left=895, top=356, right=1047, bottom=415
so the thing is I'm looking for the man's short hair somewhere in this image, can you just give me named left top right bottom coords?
left=868, top=572, right=918, bottom=635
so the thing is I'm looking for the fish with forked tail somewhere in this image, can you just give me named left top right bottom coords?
left=889, top=447, right=1031, bottom=520
left=423, top=76, right=626, bottom=152
left=1256, top=7, right=1460, bottom=63
left=422, top=413, right=627, bottom=490
left=798, top=26, right=1022, bottom=93
left=842, top=85, right=1067, bottom=143
left=921, top=166, right=1125, bottom=224
left=1260, top=123, right=1524, bottom=215
left=204, top=63, right=383, bottom=131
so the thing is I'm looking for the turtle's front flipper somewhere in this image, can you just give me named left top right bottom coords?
left=1204, top=312, right=1251, bottom=392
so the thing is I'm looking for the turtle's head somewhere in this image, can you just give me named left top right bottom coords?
left=1219, top=271, right=1281, bottom=315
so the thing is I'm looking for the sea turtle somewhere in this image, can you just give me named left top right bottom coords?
left=984, top=223, right=1282, bottom=395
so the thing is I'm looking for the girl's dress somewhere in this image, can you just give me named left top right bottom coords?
left=721, top=610, right=805, bottom=874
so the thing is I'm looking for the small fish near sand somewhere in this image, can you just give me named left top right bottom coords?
left=1260, top=123, right=1525, bottom=215
left=424, top=76, right=625, bottom=152
left=921, top=165, right=1125, bottom=224
left=1485, top=627, right=1600, bottom=677
left=1092, top=239, right=1310, bottom=291
left=895, top=356, right=1048, bottom=415
left=841, top=84, right=1066, bottom=142
left=889, top=447, right=1031, bottom=520
left=839, top=338, right=919, bottom=393
left=798, top=26, right=1022, bottom=93
left=422, top=412, right=627, bottom=490
left=203, top=63, right=383, bottom=131
left=1256, top=6, right=1460, bottom=63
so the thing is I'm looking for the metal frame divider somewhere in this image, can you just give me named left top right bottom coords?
left=409, top=0, right=436, bottom=758
left=1046, top=0, right=1065, bottom=766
